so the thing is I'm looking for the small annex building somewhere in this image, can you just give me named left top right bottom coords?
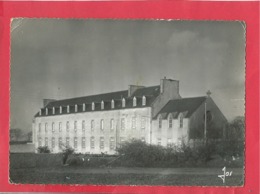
left=32, top=78, right=227, bottom=154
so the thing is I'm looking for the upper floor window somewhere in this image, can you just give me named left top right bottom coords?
left=52, top=107, right=55, bottom=114
left=75, top=104, right=78, bottom=112
left=46, top=108, right=48, bottom=115
left=45, top=123, right=48, bottom=132
left=133, top=97, right=137, bottom=107
left=179, top=114, right=183, bottom=128
left=91, top=120, right=94, bottom=131
left=121, top=118, right=125, bottom=130
left=111, top=99, right=115, bottom=109
left=82, top=120, right=85, bottom=131
left=122, top=98, right=126, bottom=108
left=100, top=119, right=104, bottom=131
left=52, top=122, right=55, bottom=133
left=66, top=121, right=70, bottom=132
left=141, top=117, right=146, bottom=129
left=59, top=122, right=62, bottom=132
left=132, top=117, right=136, bottom=129
left=82, top=103, right=86, bottom=111
left=142, top=96, right=146, bottom=106
left=168, top=114, right=173, bottom=128
left=74, top=121, right=77, bottom=131
left=59, top=106, right=62, bottom=114
left=101, top=101, right=104, bottom=110
left=67, top=105, right=70, bottom=113
left=38, top=123, right=41, bottom=132
left=110, top=119, right=114, bottom=131
left=92, top=102, right=95, bottom=111
left=158, top=115, right=162, bottom=129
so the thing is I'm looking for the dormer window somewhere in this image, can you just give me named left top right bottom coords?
left=67, top=105, right=70, bottom=113
left=75, top=104, right=78, bottom=112
left=142, top=96, right=146, bottom=106
left=52, top=107, right=55, bottom=114
left=59, top=106, right=62, bottom=114
left=111, top=99, right=115, bottom=109
left=39, top=109, right=42, bottom=116
left=46, top=108, right=48, bottom=115
left=101, top=101, right=104, bottom=110
left=133, top=97, right=137, bottom=107
left=122, top=98, right=126, bottom=108
left=83, top=103, right=86, bottom=111
left=92, top=102, right=95, bottom=110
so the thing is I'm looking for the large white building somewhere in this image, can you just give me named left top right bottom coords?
left=32, top=78, right=227, bottom=154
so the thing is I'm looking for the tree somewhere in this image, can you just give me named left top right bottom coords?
left=227, top=116, right=245, bottom=140
left=37, top=146, right=50, bottom=153
left=10, top=128, right=22, bottom=141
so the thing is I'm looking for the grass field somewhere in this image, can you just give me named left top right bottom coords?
left=10, top=166, right=244, bottom=186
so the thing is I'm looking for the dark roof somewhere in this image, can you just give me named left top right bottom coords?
left=35, top=85, right=160, bottom=117
left=155, top=96, right=207, bottom=119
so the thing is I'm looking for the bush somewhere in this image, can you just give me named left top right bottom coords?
left=37, top=146, right=50, bottom=153
left=62, top=146, right=75, bottom=165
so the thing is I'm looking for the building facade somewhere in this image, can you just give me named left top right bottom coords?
left=32, top=78, right=227, bottom=154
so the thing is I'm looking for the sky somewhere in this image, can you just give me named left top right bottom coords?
left=10, top=19, right=245, bottom=133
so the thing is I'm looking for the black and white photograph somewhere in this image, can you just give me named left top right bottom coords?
left=10, top=19, right=245, bottom=186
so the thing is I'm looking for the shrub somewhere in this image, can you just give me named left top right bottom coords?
left=37, top=146, right=50, bottom=153
left=62, top=146, right=75, bottom=165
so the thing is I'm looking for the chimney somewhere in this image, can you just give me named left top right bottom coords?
left=160, top=77, right=180, bottom=97
left=43, top=99, right=56, bottom=107
left=160, top=76, right=167, bottom=93
left=128, top=85, right=145, bottom=97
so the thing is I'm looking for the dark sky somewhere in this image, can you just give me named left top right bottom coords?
left=11, top=19, right=245, bottom=132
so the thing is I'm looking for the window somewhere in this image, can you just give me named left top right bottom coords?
left=66, top=121, right=70, bottom=132
left=45, top=123, right=48, bottom=132
left=74, top=121, right=77, bottom=132
left=92, top=102, right=95, bottom=110
left=82, top=120, right=85, bottom=131
left=59, top=106, right=62, bottom=114
left=74, top=137, right=78, bottom=149
left=132, top=117, right=136, bottom=129
left=133, top=97, right=137, bottom=107
left=38, top=137, right=42, bottom=146
left=91, top=120, right=94, bottom=131
left=101, top=101, right=104, bottom=110
left=141, top=137, right=145, bottom=142
left=100, top=137, right=104, bottom=149
left=46, top=108, right=48, bottom=115
left=100, top=119, right=104, bottom=131
left=59, top=122, right=62, bottom=132
left=75, top=104, right=78, bottom=112
left=38, top=123, right=41, bottom=132
left=169, top=115, right=173, bottom=128
left=110, top=119, right=114, bottom=131
left=52, top=107, right=55, bottom=114
left=142, top=96, right=146, bottom=106
left=51, top=137, right=55, bottom=148
left=52, top=122, right=55, bottom=133
left=158, top=115, right=162, bottom=129
left=167, top=138, right=172, bottom=147
left=45, top=137, right=48, bottom=146
left=110, top=137, right=115, bottom=150
left=67, top=105, right=70, bottom=113
left=121, top=118, right=125, bottom=130
left=120, top=137, right=125, bottom=146
left=141, top=117, right=146, bottom=129
left=157, top=138, right=161, bottom=146
left=179, top=114, right=183, bottom=128
left=66, top=137, right=70, bottom=146
left=90, top=137, right=95, bottom=149
left=111, top=99, right=114, bottom=109
left=82, top=137, right=86, bottom=149
left=59, top=137, right=62, bottom=149
left=122, top=98, right=125, bottom=108
left=83, top=103, right=86, bottom=111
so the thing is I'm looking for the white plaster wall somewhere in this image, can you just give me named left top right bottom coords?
left=34, top=107, right=152, bottom=154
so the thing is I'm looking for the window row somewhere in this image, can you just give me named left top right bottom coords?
left=158, top=114, right=184, bottom=129
left=40, top=96, right=147, bottom=116
left=38, top=117, right=146, bottom=132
